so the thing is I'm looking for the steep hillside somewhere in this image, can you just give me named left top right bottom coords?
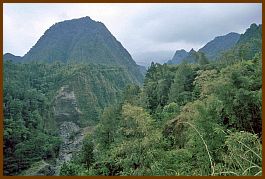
left=137, top=65, right=147, bottom=76
left=237, top=23, right=262, bottom=44
left=199, top=32, right=240, bottom=60
left=21, top=16, right=143, bottom=83
left=181, top=49, right=209, bottom=65
left=167, top=32, right=240, bottom=65
left=3, top=14, right=262, bottom=176
left=3, top=53, right=22, bottom=62
left=167, top=49, right=188, bottom=64
left=3, top=60, right=138, bottom=175
left=220, top=23, right=262, bottom=62
left=68, top=23, right=262, bottom=176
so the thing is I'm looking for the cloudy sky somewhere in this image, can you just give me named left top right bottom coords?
left=3, top=3, right=262, bottom=66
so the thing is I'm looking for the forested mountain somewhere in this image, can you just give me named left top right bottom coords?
left=5, top=16, right=143, bottom=83
left=3, top=61, right=140, bottom=175
left=137, top=65, right=147, bottom=76
left=3, top=20, right=262, bottom=176
left=167, top=49, right=188, bottom=64
left=56, top=23, right=262, bottom=176
left=198, top=32, right=240, bottom=60
left=221, top=23, right=262, bottom=62
left=237, top=23, right=262, bottom=44
left=181, top=48, right=209, bottom=65
left=167, top=48, right=209, bottom=65
left=3, top=53, right=22, bottom=62
left=3, top=16, right=144, bottom=176
left=167, top=32, right=240, bottom=64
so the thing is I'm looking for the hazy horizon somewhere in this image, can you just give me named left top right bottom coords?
left=4, top=3, right=262, bottom=66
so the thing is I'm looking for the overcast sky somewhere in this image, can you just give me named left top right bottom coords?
left=3, top=3, right=262, bottom=66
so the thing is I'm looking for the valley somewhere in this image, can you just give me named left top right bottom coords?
left=3, top=16, right=262, bottom=176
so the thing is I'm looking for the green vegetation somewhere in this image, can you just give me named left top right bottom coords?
left=58, top=23, right=262, bottom=176
left=3, top=61, right=61, bottom=175
left=3, top=61, right=141, bottom=175
left=19, top=16, right=144, bottom=83
left=199, top=32, right=240, bottom=60
left=3, top=21, right=262, bottom=176
left=167, top=32, right=240, bottom=64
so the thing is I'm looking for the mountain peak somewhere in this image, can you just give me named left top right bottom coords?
left=3, top=53, right=22, bottom=62
left=189, top=48, right=196, bottom=53
left=69, top=16, right=96, bottom=23
left=83, top=16, right=92, bottom=20
left=19, top=17, right=143, bottom=82
left=50, top=16, right=100, bottom=29
left=198, top=32, right=240, bottom=60
left=66, top=16, right=92, bottom=21
left=236, top=23, right=262, bottom=47
left=250, top=23, right=258, bottom=29
left=167, top=49, right=188, bottom=64
left=23, top=17, right=124, bottom=63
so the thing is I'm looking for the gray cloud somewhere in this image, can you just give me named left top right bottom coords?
left=139, top=4, right=262, bottom=43
left=3, top=3, right=262, bottom=66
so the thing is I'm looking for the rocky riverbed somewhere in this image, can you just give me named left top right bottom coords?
left=54, top=121, right=87, bottom=175
left=52, top=86, right=83, bottom=174
left=23, top=121, right=91, bottom=176
left=20, top=85, right=93, bottom=176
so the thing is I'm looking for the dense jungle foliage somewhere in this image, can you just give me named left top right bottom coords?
left=3, top=22, right=262, bottom=176
left=58, top=24, right=262, bottom=176
left=3, top=61, right=139, bottom=175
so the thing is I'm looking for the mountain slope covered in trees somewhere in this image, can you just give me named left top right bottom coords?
left=4, top=16, right=143, bottom=83
left=167, top=32, right=240, bottom=64
left=221, top=23, right=262, bottom=62
left=3, top=61, right=141, bottom=175
left=167, top=49, right=189, bottom=64
left=3, top=20, right=262, bottom=176
left=198, top=32, right=240, bottom=60
left=57, top=23, right=262, bottom=176
left=3, top=53, right=22, bottom=62
left=181, top=48, right=209, bottom=65
left=3, top=16, right=144, bottom=176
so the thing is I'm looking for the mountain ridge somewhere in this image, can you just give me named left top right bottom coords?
left=167, top=31, right=241, bottom=64
left=198, top=32, right=240, bottom=60
left=4, top=16, right=143, bottom=83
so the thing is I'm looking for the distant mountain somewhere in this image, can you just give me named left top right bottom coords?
left=12, top=16, right=143, bottom=83
left=166, top=48, right=209, bottom=65
left=182, top=48, right=197, bottom=63
left=198, top=32, right=240, bottom=60
left=3, top=53, right=22, bottom=62
left=137, top=65, right=147, bottom=76
left=3, top=17, right=147, bottom=175
left=182, top=48, right=209, bottom=65
left=167, top=49, right=188, bottom=64
left=237, top=23, right=262, bottom=45
left=134, top=51, right=173, bottom=67
left=167, top=32, right=240, bottom=65
left=220, top=23, right=262, bottom=61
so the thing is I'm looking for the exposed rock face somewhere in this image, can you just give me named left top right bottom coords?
left=58, top=122, right=81, bottom=162
left=23, top=85, right=93, bottom=176
left=54, top=121, right=83, bottom=175
left=22, top=121, right=86, bottom=176
left=54, top=85, right=82, bottom=124
left=54, top=121, right=93, bottom=175
left=52, top=86, right=86, bottom=175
